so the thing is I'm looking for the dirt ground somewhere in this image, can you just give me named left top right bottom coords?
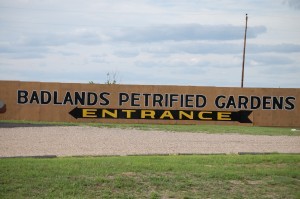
left=0, top=124, right=299, bottom=157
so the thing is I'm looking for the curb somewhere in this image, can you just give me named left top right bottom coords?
left=1, top=153, right=300, bottom=159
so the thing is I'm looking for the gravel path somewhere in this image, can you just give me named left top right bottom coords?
left=1, top=126, right=300, bottom=157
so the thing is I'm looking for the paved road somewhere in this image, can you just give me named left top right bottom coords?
left=1, top=126, right=299, bottom=157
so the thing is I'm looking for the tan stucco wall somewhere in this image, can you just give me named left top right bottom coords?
left=0, top=81, right=299, bottom=127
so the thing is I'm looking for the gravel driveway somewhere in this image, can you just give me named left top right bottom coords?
left=1, top=125, right=299, bottom=157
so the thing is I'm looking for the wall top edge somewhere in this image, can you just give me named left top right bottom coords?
left=0, top=80, right=299, bottom=90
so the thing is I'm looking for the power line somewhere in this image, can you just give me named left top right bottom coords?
left=241, top=14, right=248, bottom=88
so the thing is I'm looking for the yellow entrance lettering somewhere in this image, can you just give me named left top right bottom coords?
left=217, top=112, right=232, bottom=121
left=160, top=110, right=174, bottom=119
left=102, top=109, right=117, bottom=118
left=82, top=109, right=97, bottom=118
left=179, top=111, right=193, bottom=119
left=122, top=110, right=136, bottom=118
left=141, top=110, right=155, bottom=118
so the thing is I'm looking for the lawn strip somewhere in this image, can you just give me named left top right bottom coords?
left=0, top=120, right=298, bottom=136
left=0, top=154, right=299, bottom=198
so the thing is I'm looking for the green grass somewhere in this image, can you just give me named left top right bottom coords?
left=1, top=154, right=299, bottom=198
left=0, top=120, right=78, bottom=126
left=113, top=123, right=299, bottom=136
left=1, top=120, right=299, bottom=136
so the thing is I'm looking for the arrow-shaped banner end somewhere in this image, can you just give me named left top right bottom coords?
left=238, top=110, right=253, bottom=123
left=69, top=107, right=81, bottom=119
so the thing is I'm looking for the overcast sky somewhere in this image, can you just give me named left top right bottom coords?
left=1, top=0, right=300, bottom=88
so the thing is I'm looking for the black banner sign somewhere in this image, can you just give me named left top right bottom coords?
left=69, top=107, right=252, bottom=123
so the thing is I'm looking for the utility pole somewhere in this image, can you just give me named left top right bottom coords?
left=241, top=13, right=248, bottom=88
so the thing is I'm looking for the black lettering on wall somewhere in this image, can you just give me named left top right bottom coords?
left=165, top=94, right=169, bottom=107
left=131, top=93, right=140, bottom=107
left=226, top=96, right=236, bottom=109
left=87, top=92, right=97, bottom=105
left=185, top=94, right=194, bottom=108
left=215, top=95, right=226, bottom=108
left=63, top=91, right=73, bottom=105
left=41, top=91, right=51, bottom=104
left=99, top=92, right=110, bottom=106
left=169, top=94, right=179, bottom=107
left=238, top=96, right=248, bottom=109
left=143, top=93, right=151, bottom=107
left=30, top=91, right=39, bottom=104
left=272, top=96, right=284, bottom=110
left=180, top=94, right=184, bottom=107
left=119, top=93, right=129, bottom=106
left=285, top=96, right=295, bottom=110
left=250, top=96, right=261, bottom=109
left=15, top=89, right=297, bottom=111
left=17, top=90, right=29, bottom=104
left=53, top=91, right=62, bottom=105
left=74, top=92, right=86, bottom=105
left=196, top=95, right=206, bottom=108
left=153, top=94, right=163, bottom=107
left=263, top=96, right=272, bottom=110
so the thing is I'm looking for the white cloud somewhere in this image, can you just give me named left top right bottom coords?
left=284, top=0, right=300, bottom=10
left=113, top=24, right=266, bottom=42
left=0, top=0, right=299, bottom=88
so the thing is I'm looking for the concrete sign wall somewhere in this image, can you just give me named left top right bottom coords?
left=0, top=81, right=299, bottom=127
